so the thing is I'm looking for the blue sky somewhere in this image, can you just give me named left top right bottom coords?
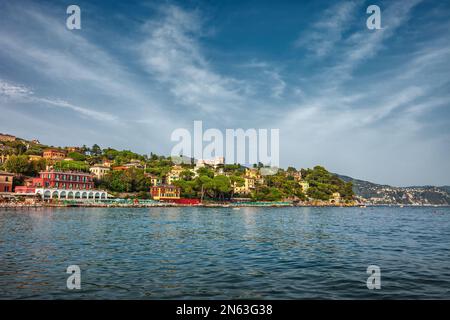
left=0, top=0, right=449, bottom=186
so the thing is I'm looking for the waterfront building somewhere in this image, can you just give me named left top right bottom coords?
left=15, top=187, right=108, bottom=201
left=0, top=171, right=14, bottom=193
left=15, top=170, right=107, bottom=201
left=89, top=165, right=111, bottom=179
left=43, top=148, right=66, bottom=161
left=331, top=192, right=341, bottom=204
left=23, top=170, right=94, bottom=190
left=150, top=185, right=181, bottom=201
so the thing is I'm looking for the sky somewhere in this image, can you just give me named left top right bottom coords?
left=0, top=0, right=449, bottom=186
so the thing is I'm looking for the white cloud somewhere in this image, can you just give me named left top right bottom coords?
left=295, top=1, right=361, bottom=56
left=0, top=79, right=118, bottom=123
left=140, top=5, right=244, bottom=114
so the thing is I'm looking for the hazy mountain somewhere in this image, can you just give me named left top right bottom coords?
left=336, top=174, right=450, bottom=205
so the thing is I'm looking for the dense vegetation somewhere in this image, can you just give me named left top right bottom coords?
left=1, top=137, right=354, bottom=202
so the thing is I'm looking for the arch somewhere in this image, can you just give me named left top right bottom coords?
left=60, top=191, right=67, bottom=199
left=44, top=190, right=51, bottom=199
left=82, top=192, right=88, bottom=199
left=51, top=191, right=59, bottom=199
left=88, top=192, right=94, bottom=199
left=67, top=191, right=74, bottom=199
left=101, top=193, right=107, bottom=199
left=94, top=192, right=100, bottom=199
left=75, top=191, right=81, bottom=199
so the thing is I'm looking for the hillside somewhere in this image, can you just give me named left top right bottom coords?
left=336, top=174, right=450, bottom=205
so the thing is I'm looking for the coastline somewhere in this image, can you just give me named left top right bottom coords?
left=1, top=202, right=446, bottom=209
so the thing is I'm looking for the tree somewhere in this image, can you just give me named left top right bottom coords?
left=5, top=155, right=30, bottom=174
left=212, top=175, right=232, bottom=200
left=198, top=176, right=213, bottom=201
left=180, top=170, right=194, bottom=181
left=91, top=144, right=102, bottom=156
left=54, top=161, right=89, bottom=172
left=67, top=152, right=86, bottom=161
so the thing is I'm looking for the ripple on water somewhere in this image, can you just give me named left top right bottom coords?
left=0, top=206, right=450, bottom=299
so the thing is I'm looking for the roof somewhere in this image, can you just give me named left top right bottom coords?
left=151, top=184, right=180, bottom=188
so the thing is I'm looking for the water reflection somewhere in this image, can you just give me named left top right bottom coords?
left=0, top=206, right=450, bottom=299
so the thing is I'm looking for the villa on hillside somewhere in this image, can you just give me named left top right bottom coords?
left=43, top=148, right=66, bottom=161
left=90, top=165, right=111, bottom=179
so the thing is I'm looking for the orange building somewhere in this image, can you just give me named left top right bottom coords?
left=43, top=149, right=66, bottom=160
left=112, top=166, right=128, bottom=171
left=0, top=171, right=14, bottom=193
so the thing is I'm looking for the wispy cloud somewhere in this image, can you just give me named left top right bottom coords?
left=295, top=1, right=361, bottom=57
left=139, top=5, right=244, bottom=114
left=0, top=79, right=118, bottom=122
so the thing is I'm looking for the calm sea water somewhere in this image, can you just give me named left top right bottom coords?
left=0, top=206, right=449, bottom=299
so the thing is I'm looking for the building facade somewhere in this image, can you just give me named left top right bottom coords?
left=27, top=170, right=94, bottom=190
left=145, top=173, right=162, bottom=186
left=0, top=133, right=16, bottom=142
left=43, top=149, right=66, bottom=161
left=28, top=155, right=43, bottom=161
left=150, top=185, right=181, bottom=201
left=0, top=171, right=14, bottom=192
left=0, top=154, right=10, bottom=165
left=89, top=165, right=111, bottom=179
left=166, top=165, right=184, bottom=185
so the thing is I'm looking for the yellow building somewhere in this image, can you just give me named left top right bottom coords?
left=331, top=192, right=341, bottom=204
left=89, top=165, right=111, bottom=179
left=0, top=154, right=10, bottom=164
left=151, top=185, right=180, bottom=200
left=233, top=177, right=255, bottom=194
left=28, top=155, right=43, bottom=161
left=245, top=168, right=264, bottom=184
left=166, top=165, right=184, bottom=185
left=146, top=174, right=162, bottom=186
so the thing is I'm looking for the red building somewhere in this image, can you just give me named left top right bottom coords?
left=27, top=170, right=94, bottom=190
